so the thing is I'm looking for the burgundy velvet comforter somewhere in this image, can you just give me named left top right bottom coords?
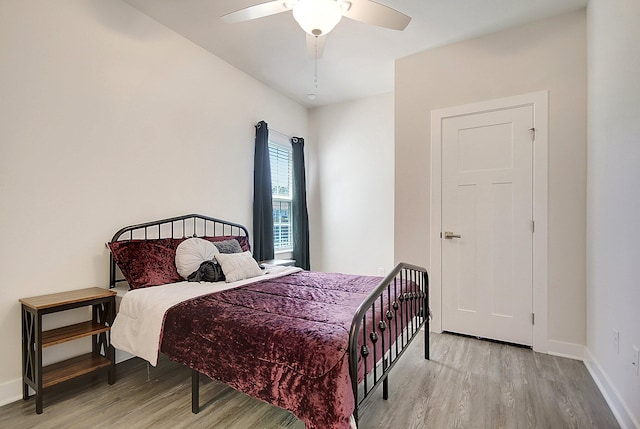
left=160, top=271, right=384, bottom=429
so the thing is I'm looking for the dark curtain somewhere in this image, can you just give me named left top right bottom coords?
left=291, top=137, right=310, bottom=270
left=253, top=121, right=274, bottom=261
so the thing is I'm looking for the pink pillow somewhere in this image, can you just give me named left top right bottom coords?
left=109, top=239, right=184, bottom=289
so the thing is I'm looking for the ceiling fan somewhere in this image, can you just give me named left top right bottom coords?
left=222, top=0, right=410, bottom=98
left=221, top=0, right=411, bottom=37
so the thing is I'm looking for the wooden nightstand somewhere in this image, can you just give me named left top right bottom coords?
left=19, top=287, right=116, bottom=414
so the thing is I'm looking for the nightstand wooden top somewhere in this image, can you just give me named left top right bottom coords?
left=19, top=287, right=116, bottom=310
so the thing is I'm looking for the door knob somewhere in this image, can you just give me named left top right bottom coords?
left=444, top=231, right=461, bottom=239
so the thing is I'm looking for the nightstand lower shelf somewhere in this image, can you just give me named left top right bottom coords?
left=42, top=353, right=112, bottom=389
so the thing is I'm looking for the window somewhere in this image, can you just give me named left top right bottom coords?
left=269, top=135, right=293, bottom=251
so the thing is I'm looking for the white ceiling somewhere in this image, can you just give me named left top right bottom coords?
left=123, top=0, right=588, bottom=107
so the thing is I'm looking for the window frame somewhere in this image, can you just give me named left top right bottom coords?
left=268, top=131, right=294, bottom=253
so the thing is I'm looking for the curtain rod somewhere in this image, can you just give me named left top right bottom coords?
left=270, top=128, right=290, bottom=139
left=256, top=122, right=302, bottom=141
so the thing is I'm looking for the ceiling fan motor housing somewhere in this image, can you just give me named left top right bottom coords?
left=292, top=0, right=344, bottom=36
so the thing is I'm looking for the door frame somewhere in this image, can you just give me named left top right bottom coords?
left=429, top=91, right=549, bottom=352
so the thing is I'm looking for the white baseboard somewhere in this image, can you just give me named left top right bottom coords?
left=584, top=348, right=639, bottom=429
left=0, top=378, right=24, bottom=408
left=547, top=339, right=585, bottom=360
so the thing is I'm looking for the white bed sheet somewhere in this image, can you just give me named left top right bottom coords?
left=111, top=266, right=302, bottom=366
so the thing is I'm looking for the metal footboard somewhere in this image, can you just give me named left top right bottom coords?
left=348, top=263, right=429, bottom=424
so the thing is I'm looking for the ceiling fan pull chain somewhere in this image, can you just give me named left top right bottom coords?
left=314, top=36, right=319, bottom=89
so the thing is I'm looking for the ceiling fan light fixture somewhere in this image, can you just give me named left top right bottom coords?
left=292, top=0, right=343, bottom=36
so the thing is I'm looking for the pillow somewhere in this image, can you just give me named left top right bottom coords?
left=215, top=251, right=264, bottom=283
left=212, top=239, right=243, bottom=254
left=175, top=237, right=220, bottom=279
left=108, top=238, right=184, bottom=289
left=108, top=235, right=250, bottom=289
left=202, top=235, right=251, bottom=253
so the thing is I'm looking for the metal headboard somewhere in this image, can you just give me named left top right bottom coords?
left=108, top=214, right=249, bottom=289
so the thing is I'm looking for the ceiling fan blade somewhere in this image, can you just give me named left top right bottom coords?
left=221, top=1, right=291, bottom=24
left=306, top=34, right=326, bottom=59
left=343, top=0, right=411, bottom=31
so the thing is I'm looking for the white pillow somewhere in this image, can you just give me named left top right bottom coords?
left=175, top=237, right=220, bottom=279
left=215, top=251, right=263, bottom=283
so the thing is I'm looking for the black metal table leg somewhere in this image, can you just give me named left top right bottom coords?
left=35, top=312, right=42, bottom=414
left=21, top=307, right=30, bottom=401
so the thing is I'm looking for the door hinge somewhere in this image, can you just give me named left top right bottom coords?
left=529, top=127, right=536, bottom=142
left=532, top=220, right=535, bottom=233
left=532, top=313, right=535, bottom=325
left=440, top=231, right=442, bottom=239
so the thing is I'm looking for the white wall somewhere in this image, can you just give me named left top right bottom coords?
left=395, top=10, right=587, bottom=349
left=585, top=0, right=640, bottom=426
left=0, top=0, right=307, bottom=404
left=307, top=93, right=394, bottom=275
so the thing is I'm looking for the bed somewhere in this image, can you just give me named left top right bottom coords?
left=108, top=214, right=429, bottom=428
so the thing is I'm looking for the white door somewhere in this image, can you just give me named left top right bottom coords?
left=441, top=105, right=533, bottom=346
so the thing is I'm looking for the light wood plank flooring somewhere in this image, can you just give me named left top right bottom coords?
left=0, top=332, right=618, bottom=428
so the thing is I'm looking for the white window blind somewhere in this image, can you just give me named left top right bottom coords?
left=269, top=140, right=293, bottom=251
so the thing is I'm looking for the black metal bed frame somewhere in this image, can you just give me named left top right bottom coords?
left=108, top=214, right=429, bottom=427
left=108, top=213, right=248, bottom=289
left=349, top=263, right=429, bottom=425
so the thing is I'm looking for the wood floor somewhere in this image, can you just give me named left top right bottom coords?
left=0, top=332, right=619, bottom=429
